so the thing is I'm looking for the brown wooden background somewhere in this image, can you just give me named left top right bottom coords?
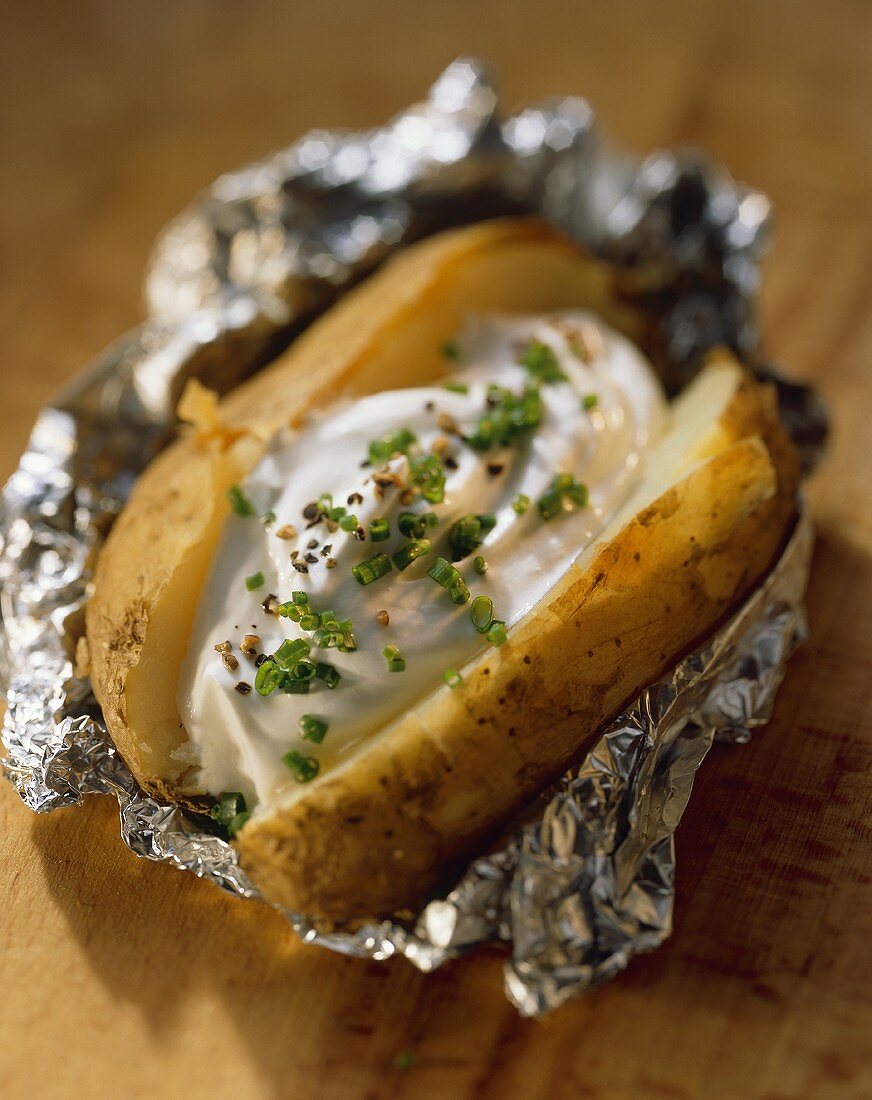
left=1, top=2, right=870, bottom=1097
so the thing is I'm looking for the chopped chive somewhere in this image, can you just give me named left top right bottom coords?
left=277, top=601, right=301, bottom=621
left=369, top=517, right=390, bottom=542
left=448, top=579, right=470, bottom=605
left=443, top=668, right=463, bottom=689
left=486, top=620, right=508, bottom=647
left=352, top=552, right=393, bottom=586
left=274, top=638, right=310, bottom=669
left=538, top=473, right=589, bottom=520
left=512, top=493, right=530, bottom=515
left=427, top=556, right=454, bottom=586
left=444, top=381, right=469, bottom=394
left=538, top=488, right=564, bottom=520
left=520, top=340, right=566, bottom=384
left=299, top=714, right=328, bottom=744
left=283, top=749, right=319, bottom=783
left=226, top=484, right=255, bottom=517
left=447, top=513, right=496, bottom=561
left=409, top=453, right=446, bottom=503
left=299, top=612, right=321, bottom=631
left=368, top=427, right=417, bottom=465
left=210, top=792, right=250, bottom=837
left=441, top=340, right=460, bottom=360
left=292, top=591, right=309, bottom=605
left=260, top=510, right=277, bottom=526
left=582, top=393, right=598, bottom=410
left=211, top=792, right=243, bottom=826
left=314, top=662, right=341, bottom=689
left=470, top=594, right=495, bottom=634
left=254, top=657, right=284, bottom=696
left=280, top=678, right=311, bottom=695
left=245, top=571, right=265, bottom=591
left=290, top=660, right=317, bottom=682
left=473, top=555, right=487, bottom=575
left=465, top=384, right=542, bottom=451
left=428, top=556, right=471, bottom=605
left=338, top=513, right=358, bottom=532
left=392, top=538, right=432, bottom=571
left=398, top=511, right=438, bottom=539
left=383, top=644, right=406, bottom=672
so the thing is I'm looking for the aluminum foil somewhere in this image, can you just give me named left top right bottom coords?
left=0, top=60, right=822, bottom=1016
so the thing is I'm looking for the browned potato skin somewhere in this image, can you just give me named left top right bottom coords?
left=85, top=218, right=799, bottom=921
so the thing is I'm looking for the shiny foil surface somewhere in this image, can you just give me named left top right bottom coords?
left=0, top=60, right=821, bottom=1015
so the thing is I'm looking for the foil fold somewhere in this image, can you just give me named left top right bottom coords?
left=0, top=59, right=820, bottom=1015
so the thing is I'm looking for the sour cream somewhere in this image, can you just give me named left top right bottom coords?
left=177, top=313, right=667, bottom=807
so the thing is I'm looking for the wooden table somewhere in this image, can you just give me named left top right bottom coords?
left=1, top=2, right=870, bottom=1097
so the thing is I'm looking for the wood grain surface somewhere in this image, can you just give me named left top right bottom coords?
left=1, top=2, right=870, bottom=1098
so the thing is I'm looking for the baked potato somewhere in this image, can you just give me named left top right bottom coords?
left=85, top=219, right=798, bottom=922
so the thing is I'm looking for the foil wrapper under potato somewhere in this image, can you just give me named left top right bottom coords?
left=0, top=60, right=823, bottom=1016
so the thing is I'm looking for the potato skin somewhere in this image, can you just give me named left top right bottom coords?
left=85, top=218, right=799, bottom=921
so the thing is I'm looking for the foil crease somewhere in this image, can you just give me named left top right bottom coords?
left=0, top=60, right=820, bottom=1015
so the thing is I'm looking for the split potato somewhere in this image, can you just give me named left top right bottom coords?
left=86, top=219, right=798, bottom=921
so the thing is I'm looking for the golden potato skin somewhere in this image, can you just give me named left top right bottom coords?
left=85, top=218, right=799, bottom=922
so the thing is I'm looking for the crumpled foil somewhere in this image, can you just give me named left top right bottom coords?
left=0, top=59, right=822, bottom=1015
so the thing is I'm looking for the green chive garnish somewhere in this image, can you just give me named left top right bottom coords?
left=283, top=749, right=319, bottom=783
left=261, top=510, right=276, bottom=526
left=473, top=555, right=487, bottom=575
left=254, top=657, right=284, bottom=696
left=441, top=340, right=460, bottom=360
left=538, top=488, right=564, bottom=521
left=486, top=620, right=508, bottom=647
left=299, top=714, right=328, bottom=744
left=582, top=393, right=598, bottom=410
left=520, top=340, right=566, bottom=384
left=392, top=538, right=432, bottom=571
left=290, top=660, right=317, bottom=682
left=369, top=517, right=390, bottom=542
left=444, top=381, right=468, bottom=394
left=210, top=792, right=250, bottom=837
left=315, top=662, right=341, bottom=689
left=281, top=678, right=311, bottom=695
left=443, top=668, right=463, bottom=689
left=447, top=513, right=496, bottom=561
left=465, top=384, right=542, bottom=451
left=245, top=571, right=265, bottom=591
left=226, top=484, right=255, bottom=517
left=512, top=493, right=530, bottom=515
left=352, top=552, right=393, bottom=586
left=398, top=511, right=438, bottom=539
left=274, top=638, right=310, bottom=669
left=368, top=427, right=417, bottom=465
left=339, top=513, right=358, bottom=532
left=538, top=473, right=589, bottom=520
left=427, top=557, right=470, bottom=605
left=383, top=644, right=406, bottom=672
left=409, top=453, right=446, bottom=503
left=470, top=594, right=495, bottom=634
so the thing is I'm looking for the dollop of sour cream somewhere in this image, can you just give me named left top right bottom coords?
left=177, top=312, right=667, bottom=808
